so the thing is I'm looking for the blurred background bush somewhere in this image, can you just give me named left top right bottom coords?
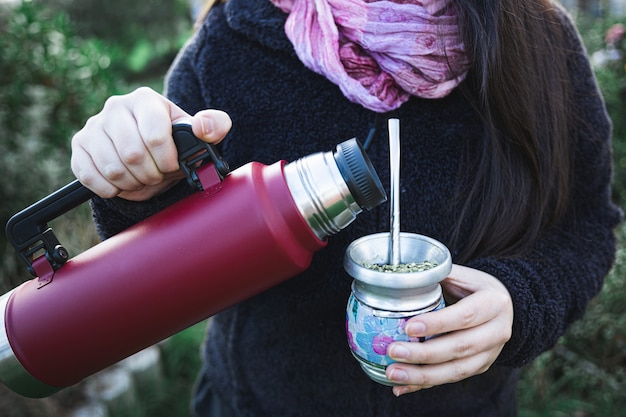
left=0, top=0, right=624, bottom=416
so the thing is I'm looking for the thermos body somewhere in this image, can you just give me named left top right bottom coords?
left=0, top=133, right=386, bottom=398
left=2, top=161, right=320, bottom=395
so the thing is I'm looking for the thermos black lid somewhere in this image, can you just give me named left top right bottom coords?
left=334, top=139, right=387, bottom=211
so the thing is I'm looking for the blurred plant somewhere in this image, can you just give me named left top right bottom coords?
left=0, top=2, right=202, bottom=416
left=154, top=321, right=207, bottom=416
left=597, top=62, right=626, bottom=205
left=0, top=1, right=120, bottom=150
left=582, top=17, right=626, bottom=206
left=519, top=221, right=626, bottom=416
left=0, top=0, right=121, bottom=291
left=35, top=0, right=189, bottom=45
left=35, top=0, right=193, bottom=77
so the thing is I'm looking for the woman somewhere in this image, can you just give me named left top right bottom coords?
left=71, top=0, right=622, bottom=415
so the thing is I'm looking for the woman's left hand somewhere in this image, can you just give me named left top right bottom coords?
left=385, top=264, right=514, bottom=396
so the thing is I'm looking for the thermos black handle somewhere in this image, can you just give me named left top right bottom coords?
left=6, top=181, right=95, bottom=275
left=5, top=123, right=230, bottom=276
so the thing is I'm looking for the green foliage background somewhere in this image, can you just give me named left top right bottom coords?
left=0, top=1, right=121, bottom=292
left=0, top=1, right=624, bottom=416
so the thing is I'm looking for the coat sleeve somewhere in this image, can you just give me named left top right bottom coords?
left=469, top=12, right=623, bottom=367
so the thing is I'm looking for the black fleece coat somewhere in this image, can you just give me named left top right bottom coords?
left=90, top=1, right=622, bottom=416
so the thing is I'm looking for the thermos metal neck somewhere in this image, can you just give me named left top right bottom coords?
left=284, top=138, right=386, bottom=240
left=285, top=151, right=361, bottom=240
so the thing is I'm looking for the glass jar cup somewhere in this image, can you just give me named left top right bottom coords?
left=344, top=232, right=452, bottom=386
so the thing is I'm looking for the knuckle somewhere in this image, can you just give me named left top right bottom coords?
left=102, top=93, right=125, bottom=110
left=143, top=171, right=165, bottom=186
left=428, top=315, right=446, bottom=332
left=415, top=371, right=430, bottom=386
left=454, top=339, right=474, bottom=359
left=133, top=86, right=155, bottom=97
left=451, top=364, right=469, bottom=382
left=70, top=129, right=82, bottom=145
left=460, top=305, right=477, bottom=327
left=77, top=115, right=101, bottom=139
left=500, top=327, right=512, bottom=343
left=494, top=291, right=512, bottom=311
left=118, top=147, right=146, bottom=166
left=75, top=171, right=118, bottom=199
left=142, top=132, right=169, bottom=150
left=70, top=134, right=84, bottom=152
left=74, top=169, right=95, bottom=187
left=477, top=363, right=492, bottom=375
left=99, top=187, right=120, bottom=199
left=101, top=163, right=126, bottom=182
left=414, top=348, right=430, bottom=364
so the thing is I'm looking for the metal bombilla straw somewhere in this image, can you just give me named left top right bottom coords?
left=388, top=118, right=401, bottom=266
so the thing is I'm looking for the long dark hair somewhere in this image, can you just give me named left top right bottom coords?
left=449, top=0, right=575, bottom=262
left=197, top=0, right=578, bottom=262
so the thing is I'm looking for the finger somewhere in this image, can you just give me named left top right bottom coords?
left=388, top=327, right=489, bottom=365
left=386, top=350, right=496, bottom=389
left=402, top=291, right=499, bottom=339
left=94, top=109, right=152, bottom=190
left=405, top=272, right=513, bottom=339
left=389, top=312, right=511, bottom=365
left=96, top=120, right=158, bottom=188
left=71, top=142, right=122, bottom=198
left=392, top=384, right=432, bottom=397
left=117, top=175, right=183, bottom=201
left=77, top=93, right=154, bottom=191
left=72, top=113, right=146, bottom=195
left=102, top=89, right=187, bottom=185
left=191, top=109, right=232, bottom=144
left=132, top=88, right=186, bottom=175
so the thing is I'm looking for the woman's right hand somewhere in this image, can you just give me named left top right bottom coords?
left=71, top=87, right=232, bottom=201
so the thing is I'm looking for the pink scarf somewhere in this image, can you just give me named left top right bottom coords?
left=270, top=0, right=470, bottom=112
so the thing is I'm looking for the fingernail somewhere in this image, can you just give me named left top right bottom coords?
left=393, top=386, right=410, bottom=397
left=406, top=322, right=426, bottom=336
left=388, top=344, right=410, bottom=359
left=388, top=368, right=408, bottom=383
left=200, top=116, right=214, bottom=137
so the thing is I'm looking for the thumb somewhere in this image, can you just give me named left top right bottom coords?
left=190, top=109, right=232, bottom=145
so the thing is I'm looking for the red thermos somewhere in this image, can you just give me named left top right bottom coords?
left=0, top=124, right=385, bottom=398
